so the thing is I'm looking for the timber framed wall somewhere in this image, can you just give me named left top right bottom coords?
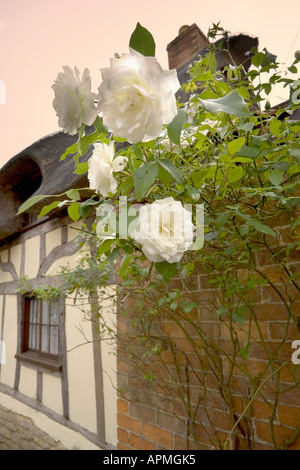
left=0, top=214, right=117, bottom=450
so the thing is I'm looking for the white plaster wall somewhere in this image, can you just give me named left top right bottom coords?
left=45, top=253, right=80, bottom=276
left=0, top=250, right=8, bottom=263
left=10, top=244, right=22, bottom=277
left=67, top=221, right=83, bottom=242
left=42, top=374, right=63, bottom=415
left=65, top=297, right=97, bottom=434
left=0, top=392, right=101, bottom=450
left=1, top=295, right=18, bottom=387
left=25, top=237, right=40, bottom=278
left=46, top=228, right=61, bottom=257
left=100, top=287, right=117, bottom=446
left=0, top=248, right=14, bottom=283
left=18, top=366, right=37, bottom=399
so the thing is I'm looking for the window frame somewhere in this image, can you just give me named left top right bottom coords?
left=16, top=294, right=63, bottom=372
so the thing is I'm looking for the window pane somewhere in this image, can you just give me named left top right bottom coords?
left=41, top=326, right=49, bottom=353
left=50, top=303, right=59, bottom=325
left=30, top=299, right=37, bottom=324
left=29, top=324, right=36, bottom=349
left=42, top=301, right=50, bottom=325
left=50, top=326, right=58, bottom=355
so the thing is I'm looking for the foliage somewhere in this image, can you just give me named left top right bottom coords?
left=19, top=23, right=300, bottom=449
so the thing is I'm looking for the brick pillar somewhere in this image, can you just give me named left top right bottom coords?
left=167, top=24, right=210, bottom=70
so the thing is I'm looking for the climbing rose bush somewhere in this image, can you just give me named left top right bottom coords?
left=88, top=141, right=128, bottom=197
left=52, top=66, right=99, bottom=135
left=98, top=48, right=180, bottom=143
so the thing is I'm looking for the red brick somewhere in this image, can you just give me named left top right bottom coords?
left=251, top=400, right=276, bottom=420
left=255, top=421, right=295, bottom=447
left=117, top=398, right=129, bottom=414
left=117, top=414, right=141, bottom=434
left=117, top=427, right=129, bottom=444
left=129, top=433, right=156, bottom=450
left=117, top=443, right=131, bottom=450
left=156, top=411, right=185, bottom=434
left=129, top=403, right=155, bottom=424
left=142, top=424, right=173, bottom=448
left=278, top=404, right=300, bottom=428
left=254, top=303, right=289, bottom=321
left=268, top=322, right=300, bottom=341
left=279, top=363, right=300, bottom=383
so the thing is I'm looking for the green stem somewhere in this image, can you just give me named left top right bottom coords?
left=223, top=362, right=287, bottom=449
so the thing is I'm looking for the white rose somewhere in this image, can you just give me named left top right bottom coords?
left=98, top=49, right=180, bottom=144
left=52, top=66, right=99, bottom=135
left=131, top=197, right=194, bottom=263
left=88, top=141, right=128, bottom=197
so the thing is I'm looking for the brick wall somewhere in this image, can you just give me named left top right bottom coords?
left=117, top=218, right=300, bottom=450
left=167, top=24, right=210, bottom=70
left=0, top=404, right=66, bottom=450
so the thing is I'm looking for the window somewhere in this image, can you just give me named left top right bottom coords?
left=18, top=295, right=62, bottom=371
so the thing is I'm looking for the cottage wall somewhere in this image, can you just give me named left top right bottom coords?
left=0, top=215, right=117, bottom=450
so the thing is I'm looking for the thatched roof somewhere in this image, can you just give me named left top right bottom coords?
left=0, top=129, right=91, bottom=240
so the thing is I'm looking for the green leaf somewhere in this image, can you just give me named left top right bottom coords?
left=79, top=205, right=90, bottom=219
left=74, top=162, right=89, bottom=175
left=68, top=202, right=81, bottom=222
left=93, top=116, right=107, bottom=133
left=237, top=122, right=254, bottom=132
left=269, top=169, right=283, bottom=186
left=17, top=195, right=47, bottom=215
left=133, top=161, right=159, bottom=201
left=66, top=189, right=80, bottom=201
left=129, top=22, right=156, bottom=57
left=181, top=262, right=195, bottom=278
left=238, top=145, right=260, bottom=159
left=133, top=145, right=144, bottom=160
left=98, top=239, right=115, bottom=257
left=232, top=157, right=253, bottom=163
left=60, top=143, right=77, bottom=161
left=158, top=163, right=171, bottom=188
left=227, top=137, right=246, bottom=155
left=198, top=90, right=251, bottom=118
left=38, top=201, right=60, bottom=219
left=167, top=110, right=188, bottom=145
left=107, top=247, right=121, bottom=264
left=155, top=261, right=180, bottom=282
left=239, top=342, right=251, bottom=359
left=158, top=159, right=185, bottom=185
left=119, top=176, right=134, bottom=196
left=119, top=254, right=132, bottom=278
left=186, top=184, right=200, bottom=201
left=80, top=198, right=100, bottom=207
left=77, top=131, right=101, bottom=156
left=215, top=212, right=229, bottom=228
left=251, top=221, right=276, bottom=237
left=289, top=148, right=300, bottom=164
left=288, top=65, right=298, bottom=74
left=228, top=166, right=244, bottom=183
left=232, top=305, right=248, bottom=325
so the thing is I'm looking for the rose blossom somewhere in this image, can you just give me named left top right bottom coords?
left=88, top=141, right=128, bottom=197
left=52, top=66, right=99, bottom=135
left=98, top=49, right=180, bottom=143
left=130, top=197, right=194, bottom=263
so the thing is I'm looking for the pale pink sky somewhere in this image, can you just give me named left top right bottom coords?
left=0, top=0, right=299, bottom=168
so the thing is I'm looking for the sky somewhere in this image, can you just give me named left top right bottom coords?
left=0, top=0, right=299, bottom=168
